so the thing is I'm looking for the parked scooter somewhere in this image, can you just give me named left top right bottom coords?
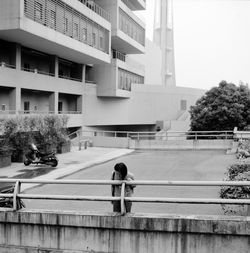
left=0, top=185, right=25, bottom=209
left=24, top=143, right=58, bottom=167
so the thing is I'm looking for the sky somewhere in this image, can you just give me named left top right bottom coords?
left=138, top=0, right=250, bottom=90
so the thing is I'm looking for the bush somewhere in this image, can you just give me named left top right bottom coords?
left=236, top=140, right=250, bottom=160
left=220, top=163, right=250, bottom=215
left=2, top=115, right=69, bottom=161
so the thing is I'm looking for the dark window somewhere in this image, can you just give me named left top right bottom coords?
left=63, top=17, right=68, bottom=33
left=50, top=10, right=56, bottom=28
left=24, top=101, right=30, bottom=113
left=73, top=23, right=79, bottom=39
left=58, top=101, right=63, bottom=113
left=34, top=1, right=43, bottom=20
left=24, top=63, right=30, bottom=72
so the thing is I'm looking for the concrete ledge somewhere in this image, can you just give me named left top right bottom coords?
left=0, top=210, right=249, bottom=235
left=0, top=210, right=249, bottom=253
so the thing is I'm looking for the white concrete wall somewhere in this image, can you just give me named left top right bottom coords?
left=84, top=83, right=205, bottom=126
left=0, top=210, right=249, bottom=253
left=0, top=0, right=21, bottom=30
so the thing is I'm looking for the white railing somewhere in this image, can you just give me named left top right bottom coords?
left=0, top=179, right=249, bottom=215
left=78, top=0, right=110, bottom=21
left=24, top=0, right=109, bottom=54
left=69, top=130, right=234, bottom=141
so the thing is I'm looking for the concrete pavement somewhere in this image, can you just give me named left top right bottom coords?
left=0, top=146, right=134, bottom=181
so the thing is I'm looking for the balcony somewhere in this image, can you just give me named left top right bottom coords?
left=0, top=0, right=111, bottom=64
left=77, top=0, right=110, bottom=21
left=96, top=50, right=145, bottom=98
left=121, top=0, right=146, bottom=11
left=109, top=0, right=145, bottom=54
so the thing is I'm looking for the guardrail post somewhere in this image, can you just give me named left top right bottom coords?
left=120, top=182, right=126, bottom=215
left=13, top=180, right=21, bottom=211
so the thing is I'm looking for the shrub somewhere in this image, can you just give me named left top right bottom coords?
left=2, top=114, right=69, bottom=160
left=220, top=163, right=250, bottom=215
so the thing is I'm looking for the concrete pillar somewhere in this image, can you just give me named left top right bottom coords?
left=82, top=64, right=86, bottom=84
left=55, top=56, right=59, bottom=78
left=16, top=44, right=21, bottom=70
left=9, top=87, right=21, bottom=114
left=49, top=92, right=58, bottom=114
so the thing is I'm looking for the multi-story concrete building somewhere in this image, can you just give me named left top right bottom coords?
left=0, top=0, right=204, bottom=133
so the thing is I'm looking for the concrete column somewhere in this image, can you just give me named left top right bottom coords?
left=82, top=64, right=86, bottom=84
left=16, top=44, right=21, bottom=70
left=9, top=87, right=21, bottom=114
left=55, top=56, right=59, bottom=78
left=49, top=92, right=58, bottom=114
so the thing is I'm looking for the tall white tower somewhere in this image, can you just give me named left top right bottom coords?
left=153, top=0, right=176, bottom=86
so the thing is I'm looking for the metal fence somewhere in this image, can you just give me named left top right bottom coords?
left=0, top=179, right=249, bottom=215
left=69, top=130, right=234, bottom=141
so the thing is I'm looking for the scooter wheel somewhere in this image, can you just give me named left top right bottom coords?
left=51, top=159, right=58, bottom=167
left=24, top=159, right=31, bottom=166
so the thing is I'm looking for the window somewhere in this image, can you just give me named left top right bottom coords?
left=34, top=1, right=43, bottom=20
left=99, top=36, right=104, bottom=49
left=50, top=10, right=56, bottom=28
left=92, top=33, right=96, bottom=47
left=63, top=17, right=68, bottom=33
left=82, top=28, right=87, bottom=41
left=24, top=63, right=30, bottom=72
left=24, top=101, right=30, bottom=113
left=73, top=23, right=79, bottom=39
left=180, top=100, right=187, bottom=110
left=58, top=101, right=63, bottom=113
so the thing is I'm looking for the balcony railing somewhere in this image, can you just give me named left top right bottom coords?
left=112, top=50, right=126, bottom=62
left=119, top=8, right=145, bottom=46
left=59, top=111, right=82, bottom=114
left=0, top=110, right=16, bottom=115
left=59, top=75, right=82, bottom=82
left=0, top=62, right=16, bottom=69
left=78, top=0, right=110, bottom=21
left=4, top=111, right=82, bottom=115
left=21, top=67, right=55, bottom=77
left=24, top=0, right=109, bottom=54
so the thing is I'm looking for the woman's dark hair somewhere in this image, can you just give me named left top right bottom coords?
left=114, top=163, right=127, bottom=180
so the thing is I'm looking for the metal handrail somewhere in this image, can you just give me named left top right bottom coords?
left=0, top=179, right=249, bottom=214
left=68, top=129, right=235, bottom=141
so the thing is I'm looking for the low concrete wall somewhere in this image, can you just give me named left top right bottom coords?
left=130, top=139, right=233, bottom=150
left=92, top=136, right=130, bottom=148
left=0, top=210, right=249, bottom=253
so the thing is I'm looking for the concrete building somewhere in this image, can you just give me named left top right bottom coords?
left=0, top=0, right=204, bottom=134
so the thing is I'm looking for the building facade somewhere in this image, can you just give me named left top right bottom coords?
left=0, top=0, right=204, bottom=133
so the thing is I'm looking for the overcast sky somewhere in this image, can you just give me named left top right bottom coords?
left=139, top=0, right=250, bottom=90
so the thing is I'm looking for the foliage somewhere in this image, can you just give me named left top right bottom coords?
left=190, top=81, right=250, bottom=131
left=2, top=114, right=69, bottom=154
left=236, top=140, right=250, bottom=159
left=220, top=163, right=250, bottom=215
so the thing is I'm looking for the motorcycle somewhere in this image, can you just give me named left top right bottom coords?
left=24, top=143, right=58, bottom=167
left=0, top=185, right=25, bottom=209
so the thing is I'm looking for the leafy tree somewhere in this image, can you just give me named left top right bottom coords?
left=190, top=81, right=250, bottom=131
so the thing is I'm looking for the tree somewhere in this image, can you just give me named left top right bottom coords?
left=189, top=81, right=250, bottom=131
